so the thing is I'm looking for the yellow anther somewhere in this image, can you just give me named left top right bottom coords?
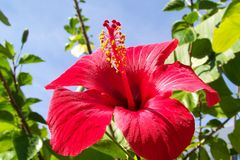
left=99, top=20, right=127, bottom=73
left=111, top=40, right=115, bottom=45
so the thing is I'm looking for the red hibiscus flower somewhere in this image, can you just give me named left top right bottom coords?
left=45, top=20, right=220, bottom=160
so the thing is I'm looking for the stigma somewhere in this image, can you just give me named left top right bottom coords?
left=99, top=20, right=127, bottom=73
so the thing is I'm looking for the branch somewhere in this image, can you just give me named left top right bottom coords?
left=73, top=0, right=92, bottom=54
left=190, top=0, right=194, bottom=12
left=0, top=71, right=44, bottom=160
left=183, top=118, right=232, bottom=160
left=0, top=70, right=31, bottom=134
left=188, top=43, right=193, bottom=67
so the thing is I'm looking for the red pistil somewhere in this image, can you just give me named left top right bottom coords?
left=99, top=20, right=135, bottom=110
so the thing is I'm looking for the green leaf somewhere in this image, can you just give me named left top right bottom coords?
left=43, top=140, right=114, bottom=160
left=0, top=151, right=15, bottom=160
left=206, top=119, right=222, bottom=128
left=201, top=103, right=226, bottom=118
left=192, top=38, right=212, bottom=58
left=199, top=0, right=219, bottom=10
left=0, top=122, right=16, bottom=132
left=172, top=21, right=190, bottom=33
left=19, top=54, right=44, bottom=64
left=195, top=64, right=220, bottom=83
left=13, top=135, right=42, bottom=160
left=228, top=120, right=240, bottom=153
left=163, top=0, right=185, bottom=11
left=195, top=9, right=224, bottom=39
left=172, top=43, right=190, bottom=65
left=28, top=112, right=46, bottom=124
left=199, top=147, right=211, bottom=160
left=0, top=44, right=13, bottom=59
left=212, top=1, right=240, bottom=53
left=172, top=21, right=196, bottom=45
left=69, top=17, right=79, bottom=28
left=175, top=27, right=196, bottom=45
left=191, top=56, right=208, bottom=68
left=222, top=53, right=240, bottom=85
left=183, top=11, right=199, bottom=24
left=0, top=10, right=10, bottom=26
left=4, top=41, right=15, bottom=57
left=64, top=25, right=76, bottom=34
left=40, top=127, right=48, bottom=138
left=21, top=29, right=29, bottom=45
left=65, top=42, right=74, bottom=51
left=0, top=111, right=14, bottom=123
left=42, top=140, right=71, bottom=160
left=77, top=148, right=114, bottom=160
left=209, top=76, right=232, bottom=97
left=24, top=98, right=41, bottom=107
left=216, top=48, right=236, bottom=64
left=219, top=96, right=240, bottom=117
left=189, top=152, right=197, bottom=160
left=210, top=138, right=230, bottom=160
left=93, top=123, right=129, bottom=159
left=171, top=91, right=199, bottom=112
left=17, top=72, right=32, bottom=86
left=0, top=131, right=14, bottom=152
left=93, top=134, right=127, bottom=159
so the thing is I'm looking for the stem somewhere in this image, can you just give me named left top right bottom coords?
left=136, top=155, right=141, bottom=160
left=0, top=71, right=44, bottom=160
left=16, top=43, right=24, bottom=65
left=188, top=0, right=194, bottom=67
left=0, top=71, right=31, bottom=134
left=109, top=123, right=116, bottom=139
left=190, top=0, right=194, bottom=12
left=105, top=132, right=134, bottom=159
left=11, top=60, right=19, bottom=92
left=188, top=43, right=193, bottom=67
left=183, top=118, right=231, bottom=160
left=73, top=0, right=92, bottom=54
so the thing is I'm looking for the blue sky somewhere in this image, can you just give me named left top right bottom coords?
left=0, top=0, right=187, bottom=118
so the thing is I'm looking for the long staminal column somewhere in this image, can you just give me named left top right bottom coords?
left=99, top=20, right=135, bottom=110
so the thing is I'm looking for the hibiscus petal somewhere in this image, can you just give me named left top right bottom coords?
left=145, top=61, right=220, bottom=106
left=45, top=50, right=126, bottom=102
left=125, top=39, right=178, bottom=105
left=114, top=96, right=194, bottom=160
left=47, top=88, right=115, bottom=156
left=126, top=39, right=178, bottom=72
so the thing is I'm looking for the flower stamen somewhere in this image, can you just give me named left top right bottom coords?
left=99, top=20, right=127, bottom=73
left=99, top=20, right=135, bottom=110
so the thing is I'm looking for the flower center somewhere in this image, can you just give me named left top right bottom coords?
left=99, top=20, right=136, bottom=110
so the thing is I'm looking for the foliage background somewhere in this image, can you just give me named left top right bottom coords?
left=0, top=0, right=240, bottom=160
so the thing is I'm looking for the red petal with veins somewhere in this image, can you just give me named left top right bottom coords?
left=143, top=61, right=220, bottom=106
left=126, top=39, right=178, bottom=72
left=47, top=88, right=115, bottom=156
left=114, top=96, right=194, bottom=160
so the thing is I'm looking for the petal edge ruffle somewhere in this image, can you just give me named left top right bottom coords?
left=144, top=61, right=220, bottom=106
